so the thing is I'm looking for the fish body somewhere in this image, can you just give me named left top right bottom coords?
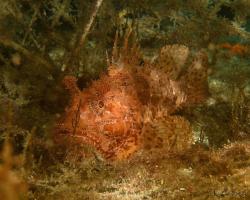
left=55, top=43, right=209, bottom=160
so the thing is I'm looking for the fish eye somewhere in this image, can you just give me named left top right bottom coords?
left=98, top=101, right=104, bottom=108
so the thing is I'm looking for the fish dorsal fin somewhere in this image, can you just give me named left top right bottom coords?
left=111, top=28, right=141, bottom=67
left=181, top=50, right=209, bottom=104
left=154, top=44, right=189, bottom=80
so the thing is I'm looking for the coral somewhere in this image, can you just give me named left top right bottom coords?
left=55, top=33, right=209, bottom=161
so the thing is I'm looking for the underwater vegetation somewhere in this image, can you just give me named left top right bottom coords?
left=0, top=0, right=250, bottom=199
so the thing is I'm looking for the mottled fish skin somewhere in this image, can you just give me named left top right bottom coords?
left=154, top=44, right=190, bottom=80
left=153, top=45, right=208, bottom=109
left=56, top=65, right=143, bottom=161
left=55, top=42, right=209, bottom=161
left=180, top=50, right=209, bottom=105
